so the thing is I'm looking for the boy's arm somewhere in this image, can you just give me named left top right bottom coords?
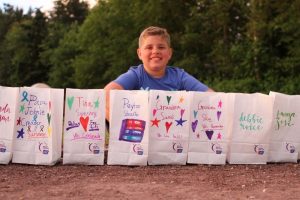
left=104, top=81, right=124, bottom=121
left=179, top=69, right=215, bottom=92
left=206, top=88, right=215, bottom=92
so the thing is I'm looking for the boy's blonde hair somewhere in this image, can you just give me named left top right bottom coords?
left=138, top=26, right=171, bottom=47
left=31, top=83, right=50, bottom=88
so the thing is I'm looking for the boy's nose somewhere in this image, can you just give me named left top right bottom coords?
left=152, top=47, right=160, bottom=53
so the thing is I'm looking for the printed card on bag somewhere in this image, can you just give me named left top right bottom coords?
left=268, top=91, right=300, bottom=162
left=188, top=92, right=230, bottom=165
left=227, top=93, right=274, bottom=164
left=107, top=90, right=149, bottom=166
left=63, top=89, right=106, bottom=165
left=12, top=87, right=64, bottom=165
left=0, top=86, right=18, bottom=164
left=148, top=90, right=190, bottom=165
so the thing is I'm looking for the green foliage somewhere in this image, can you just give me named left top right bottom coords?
left=0, top=9, right=48, bottom=86
left=209, top=77, right=262, bottom=93
left=51, top=0, right=89, bottom=25
left=40, top=0, right=90, bottom=88
left=48, top=24, right=80, bottom=88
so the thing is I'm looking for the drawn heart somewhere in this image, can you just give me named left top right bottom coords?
left=191, top=120, right=198, bottom=133
left=193, top=110, right=198, bottom=119
left=80, top=116, right=89, bottom=132
left=217, top=132, right=222, bottom=140
left=165, top=121, right=173, bottom=133
left=67, top=96, right=74, bottom=110
left=205, top=130, right=214, bottom=140
left=153, top=109, right=157, bottom=116
left=217, top=111, right=222, bottom=121
left=166, top=96, right=172, bottom=105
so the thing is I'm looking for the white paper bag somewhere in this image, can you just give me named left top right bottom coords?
left=227, top=93, right=274, bottom=164
left=188, top=92, right=230, bottom=165
left=148, top=90, right=190, bottom=165
left=0, top=86, right=18, bottom=164
left=12, top=87, right=64, bottom=165
left=107, top=90, right=149, bottom=166
left=268, top=91, right=300, bottom=162
left=63, top=89, right=106, bottom=165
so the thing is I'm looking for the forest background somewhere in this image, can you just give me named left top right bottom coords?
left=0, top=0, right=299, bottom=94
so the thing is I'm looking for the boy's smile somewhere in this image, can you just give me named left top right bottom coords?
left=137, top=35, right=172, bottom=78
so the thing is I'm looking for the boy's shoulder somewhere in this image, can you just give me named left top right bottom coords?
left=128, top=64, right=143, bottom=73
left=166, top=66, right=184, bottom=71
left=166, top=66, right=186, bottom=76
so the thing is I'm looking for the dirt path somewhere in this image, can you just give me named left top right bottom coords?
left=1, top=163, right=299, bottom=200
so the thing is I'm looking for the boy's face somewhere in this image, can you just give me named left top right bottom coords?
left=137, top=35, right=172, bottom=77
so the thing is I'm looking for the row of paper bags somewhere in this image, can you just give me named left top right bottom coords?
left=0, top=86, right=299, bottom=165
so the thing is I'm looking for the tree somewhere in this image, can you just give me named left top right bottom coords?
left=48, top=24, right=80, bottom=88
left=0, top=4, right=32, bottom=85
left=178, top=1, right=249, bottom=81
left=0, top=9, right=48, bottom=86
left=40, top=0, right=89, bottom=87
left=71, top=0, right=138, bottom=88
left=50, top=0, right=89, bottom=25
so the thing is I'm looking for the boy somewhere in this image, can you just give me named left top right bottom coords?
left=104, top=26, right=214, bottom=120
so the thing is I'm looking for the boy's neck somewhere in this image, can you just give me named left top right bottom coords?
left=145, top=69, right=165, bottom=78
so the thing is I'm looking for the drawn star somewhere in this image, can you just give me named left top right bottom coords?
left=151, top=118, right=161, bottom=127
left=175, top=118, right=187, bottom=126
left=17, top=128, right=25, bottom=138
left=179, top=97, right=184, bottom=103
left=16, top=117, right=22, bottom=125
left=19, top=104, right=25, bottom=113
left=94, top=99, right=99, bottom=108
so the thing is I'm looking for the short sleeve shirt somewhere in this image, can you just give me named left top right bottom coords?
left=114, top=64, right=209, bottom=91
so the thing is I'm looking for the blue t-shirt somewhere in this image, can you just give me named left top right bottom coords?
left=114, top=64, right=209, bottom=91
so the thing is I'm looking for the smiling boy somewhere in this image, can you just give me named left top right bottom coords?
left=104, top=26, right=214, bottom=120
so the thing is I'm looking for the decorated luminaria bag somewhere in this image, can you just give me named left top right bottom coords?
left=0, top=86, right=18, bottom=164
left=13, top=87, right=64, bottom=165
left=148, top=90, right=190, bottom=165
left=63, top=89, right=106, bottom=165
left=107, top=90, right=149, bottom=166
left=227, top=93, right=274, bottom=164
left=188, top=92, right=230, bottom=165
left=268, top=91, right=300, bottom=163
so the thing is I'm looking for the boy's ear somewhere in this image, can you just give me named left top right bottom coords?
left=137, top=48, right=142, bottom=60
left=169, top=48, right=173, bottom=60
left=169, top=48, right=173, bottom=59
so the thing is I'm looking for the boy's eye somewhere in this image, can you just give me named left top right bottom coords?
left=144, top=45, right=166, bottom=50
